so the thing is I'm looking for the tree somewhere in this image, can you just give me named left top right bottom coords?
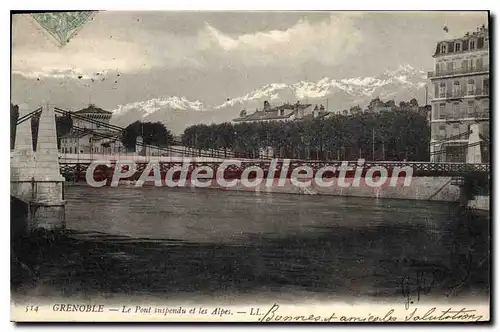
left=121, top=121, right=141, bottom=150
left=350, top=105, right=362, bottom=115
left=367, top=98, right=383, bottom=111
left=383, top=100, right=396, bottom=108
left=121, top=121, right=174, bottom=151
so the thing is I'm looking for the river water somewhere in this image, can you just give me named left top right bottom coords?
left=11, top=185, right=490, bottom=305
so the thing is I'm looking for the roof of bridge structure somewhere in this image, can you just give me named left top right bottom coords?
left=74, top=104, right=112, bottom=115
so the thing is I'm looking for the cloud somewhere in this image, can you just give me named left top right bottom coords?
left=12, top=37, right=153, bottom=79
left=197, top=14, right=364, bottom=67
left=12, top=12, right=364, bottom=79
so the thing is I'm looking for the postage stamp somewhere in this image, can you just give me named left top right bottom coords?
left=30, top=12, right=95, bottom=46
left=10, top=10, right=491, bottom=323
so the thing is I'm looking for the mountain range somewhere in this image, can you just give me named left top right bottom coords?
left=111, top=64, right=430, bottom=134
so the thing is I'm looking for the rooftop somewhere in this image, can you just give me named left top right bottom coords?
left=233, top=109, right=295, bottom=122
left=434, top=24, right=489, bottom=57
left=233, top=101, right=312, bottom=122
left=74, top=104, right=112, bottom=115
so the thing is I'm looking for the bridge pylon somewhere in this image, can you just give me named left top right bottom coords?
left=11, top=104, right=66, bottom=233
left=11, top=104, right=36, bottom=186
left=467, top=123, right=483, bottom=164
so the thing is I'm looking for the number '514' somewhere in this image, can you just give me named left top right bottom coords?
left=25, top=305, right=39, bottom=312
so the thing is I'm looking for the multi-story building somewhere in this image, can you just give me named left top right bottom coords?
left=428, top=24, right=489, bottom=162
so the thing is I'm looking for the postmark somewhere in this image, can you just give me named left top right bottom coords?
left=31, top=11, right=96, bottom=46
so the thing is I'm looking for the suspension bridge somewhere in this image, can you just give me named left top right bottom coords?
left=11, top=105, right=490, bottom=234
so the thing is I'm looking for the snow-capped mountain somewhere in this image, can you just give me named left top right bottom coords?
left=113, top=96, right=205, bottom=117
left=214, top=64, right=428, bottom=110
left=111, top=64, right=429, bottom=134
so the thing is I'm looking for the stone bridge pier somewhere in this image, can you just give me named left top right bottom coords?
left=11, top=104, right=66, bottom=233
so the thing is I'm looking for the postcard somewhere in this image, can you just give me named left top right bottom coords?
left=10, top=10, right=490, bottom=322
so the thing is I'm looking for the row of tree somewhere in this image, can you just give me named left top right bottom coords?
left=181, top=111, right=430, bottom=161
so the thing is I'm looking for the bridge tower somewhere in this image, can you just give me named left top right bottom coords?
left=11, top=105, right=66, bottom=233
left=466, top=123, right=483, bottom=164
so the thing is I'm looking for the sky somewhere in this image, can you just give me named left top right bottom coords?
left=11, top=11, right=488, bottom=113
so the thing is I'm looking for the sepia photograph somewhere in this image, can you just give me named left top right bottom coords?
left=10, top=9, right=491, bottom=322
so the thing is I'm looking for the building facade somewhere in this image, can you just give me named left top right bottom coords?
left=59, top=105, right=128, bottom=155
left=232, top=101, right=313, bottom=124
left=428, top=24, right=489, bottom=162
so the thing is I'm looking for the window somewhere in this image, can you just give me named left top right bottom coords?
left=467, top=79, right=475, bottom=95
left=447, top=61, right=454, bottom=72
left=482, top=100, right=489, bottom=117
left=440, top=43, right=447, bottom=53
left=439, top=125, right=446, bottom=139
left=467, top=101, right=475, bottom=117
left=279, top=109, right=284, bottom=116
left=439, top=82, right=446, bottom=97
left=459, top=106, right=466, bottom=119
left=455, top=42, right=461, bottom=52
left=453, top=81, right=461, bottom=96
left=69, top=147, right=73, bottom=154
left=452, top=102, right=460, bottom=118
left=470, top=40, right=476, bottom=50
left=462, top=60, right=468, bottom=71
left=476, top=58, right=483, bottom=70
left=477, top=37, right=484, bottom=48
left=452, top=123, right=460, bottom=137
left=483, top=78, right=489, bottom=94
left=439, top=103, right=446, bottom=119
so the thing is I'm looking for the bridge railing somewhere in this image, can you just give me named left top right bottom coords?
left=59, top=160, right=490, bottom=182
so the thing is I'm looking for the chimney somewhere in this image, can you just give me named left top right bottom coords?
left=263, top=100, right=270, bottom=111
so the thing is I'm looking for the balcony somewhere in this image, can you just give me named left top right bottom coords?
left=433, top=111, right=490, bottom=121
left=428, top=65, right=490, bottom=78
left=436, top=88, right=489, bottom=99
left=432, top=133, right=468, bottom=141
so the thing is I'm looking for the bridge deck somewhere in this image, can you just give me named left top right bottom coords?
left=59, top=160, right=490, bottom=181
